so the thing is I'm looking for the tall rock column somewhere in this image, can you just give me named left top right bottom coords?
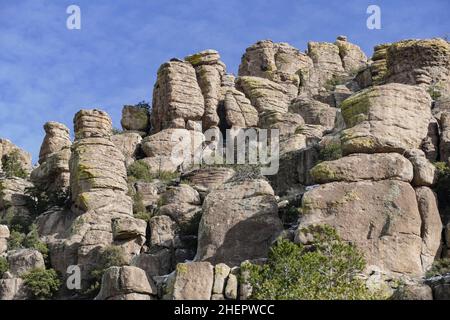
left=31, top=122, right=71, bottom=192
left=67, top=109, right=146, bottom=286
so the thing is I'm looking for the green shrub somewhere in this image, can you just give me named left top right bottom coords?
left=0, top=257, right=8, bottom=277
left=25, top=186, right=71, bottom=217
left=280, top=205, right=300, bottom=226
left=127, top=161, right=154, bottom=183
left=23, top=225, right=49, bottom=261
left=7, top=230, right=26, bottom=250
left=242, top=225, right=382, bottom=300
left=433, top=162, right=450, bottom=217
left=319, top=142, right=342, bottom=161
left=85, top=246, right=127, bottom=297
left=6, top=225, right=48, bottom=261
left=1, top=150, right=28, bottom=179
left=22, top=268, right=61, bottom=300
left=426, top=258, right=450, bottom=278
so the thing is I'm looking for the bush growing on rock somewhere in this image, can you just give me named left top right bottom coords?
left=1, top=150, right=28, bottom=179
left=22, top=268, right=61, bottom=300
left=25, top=186, right=71, bottom=216
left=242, top=226, right=382, bottom=300
left=0, top=256, right=8, bottom=277
left=434, top=162, right=450, bottom=217
left=426, top=258, right=450, bottom=278
left=85, top=246, right=127, bottom=297
left=6, top=225, right=48, bottom=260
left=318, top=142, right=342, bottom=162
left=127, top=161, right=154, bottom=183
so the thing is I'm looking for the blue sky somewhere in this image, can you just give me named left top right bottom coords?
left=1, top=0, right=449, bottom=162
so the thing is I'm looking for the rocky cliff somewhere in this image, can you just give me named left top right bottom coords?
left=1, top=36, right=450, bottom=300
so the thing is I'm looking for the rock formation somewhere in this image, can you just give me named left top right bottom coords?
left=1, top=35, right=450, bottom=300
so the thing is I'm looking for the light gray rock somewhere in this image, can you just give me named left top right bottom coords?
left=95, top=266, right=157, bottom=300
left=121, top=105, right=150, bottom=132
left=405, top=149, right=436, bottom=186
left=212, top=263, right=231, bottom=294
left=169, top=262, right=214, bottom=300
left=310, top=153, right=413, bottom=184
left=340, top=84, right=432, bottom=154
left=151, top=60, right=205, bottom=133
left=8, top=249, right=45, bottom=277
left=196, top=179, right=283, bottom=266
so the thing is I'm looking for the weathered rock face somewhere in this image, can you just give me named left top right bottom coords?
left=38, top=122, right=71, bottom=164
left=74, top=109, right=112, bottom=139
left=415, top=187, right=443, bottom=271
left=31, top=122, right=71, bottom=192
left=236, top=76, right=290, bottom=114
left=165, top=262, right=214, bottom=300
left=290, top=96, right=337, bottom=130
left=404, top=149, right=436, bottom=187
left=95, top=266, right=157, bottom=300
left=440, top=112, right=450, bottom=164
left=196, top=179, right=283, bottom=266
left=340, top=83, right=432, bottom=154
left=335, top=37, right=368, bottom=74
left=238, top=40, right=312, bottom=100
left=121, top=105, right=150, bottom=132
left=258, top=110, right=304, bottom=137
left=0, top=276, right=29, bottom=300
left=223, top=89, right=259, bottom=128
left=7, top=249, right=45, bottom=277
left=310, top=153, right=413, bottom=184
left=297, top=180, right=441, bottom=276
left=0, top=225, right=10, bottom=255
left=0, top=139, right=32, bottom=175
left=151, top=60, right=205, bottom=133
left=40, top=109, right=146, bottom=288
left=185, top=50, right=226, bottom=130
left=140, top=128, right=204, bottom=173
left=131, top=249, right=172, bottom=278
left=385, top=39, right=450, bottom=95
left=370, top=43, right=390, bottom=85
left=111, top=132, right=142, bottom=167
left=181, top=167, right=235, bottom=193
left=306, top=41, right=345, bottom=92
left=269, top=146, right=319, bottom=194
left=0, top=177, right=33, bottom=222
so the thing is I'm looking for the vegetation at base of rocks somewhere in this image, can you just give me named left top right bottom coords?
left=433, top=162, right=450, bottom=217
left=131, top=191, right=153, bottom=222
left=22, top=268, right=61, bottom=300
left=1, top=150, right=28, bottom=179
left=84, top=246, right=127, bottom=297
left=279, top=205, right=300, bottom=226
left=127, top=161, right=154, bottom=183
left=127, top=160, right=180, bottom=183
left=426, top=258, right=450, bottom=278
left=229, top=164, right=265, bottom=182
left=0, top=256, right=8, bottom=278
left=0, top=209, right=33, bottom=234
left=242, top=225, right=383, bottom=300
left=318, top=142, right=343, bottom=162
left=7, top=224, right=49, bottom=261
left=25, top=186, right=71, bottom=217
